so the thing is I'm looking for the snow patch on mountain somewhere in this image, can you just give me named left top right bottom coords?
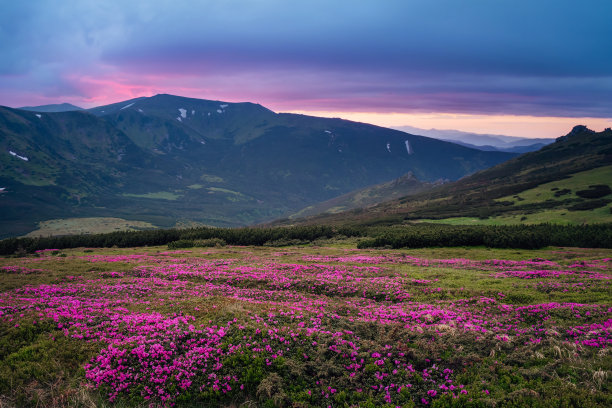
left=120, top=103, right=135, bottom=110
left=405, top=140, right=413, bottom=155
left=178, top=108, right=187, bottom=118
left=35, top=114, right=42, bottom=119
left=9, top=151, right=29, bottom=161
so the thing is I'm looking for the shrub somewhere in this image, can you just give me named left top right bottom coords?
left=195, top=238, right=226, bottom=247
left=553, top=188, right=572, bottom=197
left=167, top=239, right=196, bottom=249
left=575, top=185, right=612, bottom=199
left=567, top=199, right=611, bottom=211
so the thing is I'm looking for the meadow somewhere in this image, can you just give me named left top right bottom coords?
left=0, top=242, right=610, bottom=407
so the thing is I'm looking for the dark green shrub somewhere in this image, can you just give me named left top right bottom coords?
left=576, top=184, right=611, bottom=199
left=553, top=188, right=571, bottom=197
left=168, top=239, right=196, bottom=249
left=194, top=238, right=226, bottom=247
left=567, top=199, right=611, bottom=211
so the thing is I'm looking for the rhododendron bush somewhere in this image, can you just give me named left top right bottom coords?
left=0, top=246, right=610, bottom=407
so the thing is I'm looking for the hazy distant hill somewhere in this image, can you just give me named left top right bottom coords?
left=0, top=94, right=515, bottom=238
left=394, top=125, right=555, bottom=153
left=19, top=103, right=84, bottom=112
left=278, top=126, right=612, bottom=226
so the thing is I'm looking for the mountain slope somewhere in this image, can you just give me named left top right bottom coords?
left=0, top=106, right=159, bottom=236
left=1, top=94, right=516, bottom=238
left=288, top=172, right=440, bottom=219
left=278, top=126, right=612, bottom=226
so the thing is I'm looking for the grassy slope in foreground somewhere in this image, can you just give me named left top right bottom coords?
left=0, top=244, right=610, bottom=407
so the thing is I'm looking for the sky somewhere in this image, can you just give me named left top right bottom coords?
left=1, top=0, right=611, bottom=138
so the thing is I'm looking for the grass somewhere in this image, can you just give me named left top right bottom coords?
left=420, top=205, right=612, bottom=226
left=23, top=217, right=158, bottom=237
left=200, top=174, right=224, bottom=183
left=186, top=184, right=204, bottom=189
left=417, top=166, right=612, bottom=226
left=0, top=243, right=610, bottom=407
left=122, top=191, right=181, bottom=200
left=496, top=165, right=612, bottom=205
left=207, top=187, right=251, bottom=202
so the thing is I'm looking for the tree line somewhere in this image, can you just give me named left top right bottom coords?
left=1, top=223, right=611, bottom=255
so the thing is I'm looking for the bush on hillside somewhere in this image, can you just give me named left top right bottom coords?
left=576, top=184, right=612, bottom=199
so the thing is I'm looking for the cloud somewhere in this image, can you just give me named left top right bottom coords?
left=1, top=0, right=611, bottom=118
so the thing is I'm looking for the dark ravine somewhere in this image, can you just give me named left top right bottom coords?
left=1, top=94, right=516, bottom=238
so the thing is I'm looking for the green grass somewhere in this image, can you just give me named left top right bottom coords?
left=416, top=166, right=612, bottom=226
left=496, top=165, right=612, bottom=205
left=420, top=206, right=612, bottom=226
left=122, top=191, right=181, bottom=200
left=206, top=187, right=251, bottom=202
left=23, top=217, right=158, bottom=237
left=186, top=184, right=204, bottom=189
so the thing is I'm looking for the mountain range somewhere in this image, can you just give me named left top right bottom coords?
left=0, top=94, right=515, bottom=238
left=394, top=125, right=555, bottom=153
left=279, top=125, right=612, bottom=226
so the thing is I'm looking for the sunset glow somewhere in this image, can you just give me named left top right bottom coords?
left=284, top=111, right=612, bottom=138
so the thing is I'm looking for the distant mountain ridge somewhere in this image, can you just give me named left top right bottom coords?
left=19, top=103, right=84, bottom=112
left=1, top=94, right=515, bottom=238
left=394, top=125, right=555, bottom=153
left=278, top=125, right=612, bottom=226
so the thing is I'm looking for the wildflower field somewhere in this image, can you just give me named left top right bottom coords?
left=0, top=243, right=610, bottom=407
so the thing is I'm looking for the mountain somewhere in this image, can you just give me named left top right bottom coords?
left=289, top=172, right=441, bottom=219
left=394, top=125, right=555, bottom=152
left=444, top=139, right=550, bottom=154
left=19, top=103, right=84, bottom=112
left=0, top=94, right=516, bottom=238
left=277, top=126, right=612, bottom=226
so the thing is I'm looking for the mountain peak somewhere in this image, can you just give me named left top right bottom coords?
left=556, top=125, right=595, bottom=142
left=568, top=125, right=594, bottom=135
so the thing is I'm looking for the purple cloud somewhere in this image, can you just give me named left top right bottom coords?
left=0, top=0, right=610, bottom=119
